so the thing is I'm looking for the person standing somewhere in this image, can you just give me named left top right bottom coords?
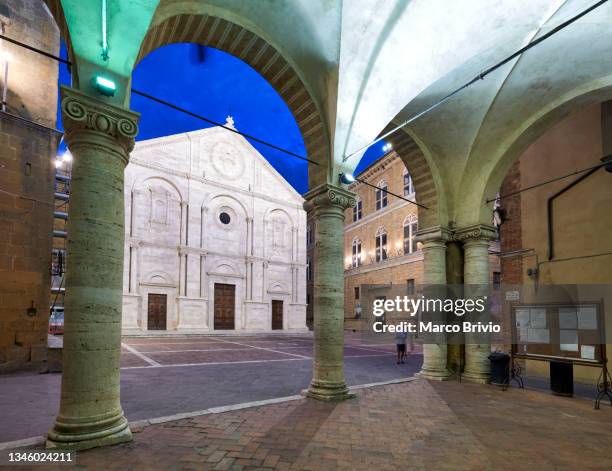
left=395, top=328, right=408, bottom=364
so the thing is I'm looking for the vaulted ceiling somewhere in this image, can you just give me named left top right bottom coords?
left=47, top=0, right=612, bottom=225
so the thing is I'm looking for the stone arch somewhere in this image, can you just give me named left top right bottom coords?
left=143, top=270, right=175, bottom=286
left=135, top=9, right=331, bottom=186
left=475, top=81, right=612, bottom=224
left=205, top=192, right=249, bottom=219
left=134, top=175, right=184, bottom=203
left=263, top=207, right=294, bottom=261
left=263, top=207, right=296, bottom=230
left=377, top=124, right=443, bottom=230
left=42, top=0, right=72, bottom=61
left=213, top=261, right=240, bottom=276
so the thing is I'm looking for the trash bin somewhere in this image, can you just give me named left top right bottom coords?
left=488, top=352, right=510, bottom=385
left=550, top=361, right=573, bottom=397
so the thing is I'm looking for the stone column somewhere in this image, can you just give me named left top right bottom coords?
left=445, top=241, right=464, bottom=373
left=416, top=226, right=452, bottom=380
left=47, top=86, right=139, bottom=450
left=457, top=224, right=496, bottom=383
left=303, top=183, right=355, bottom=401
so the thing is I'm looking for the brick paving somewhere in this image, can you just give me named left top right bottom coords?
left=8, top=379, right=612, bottom=470
left=0, top=333, right=420, bottom=443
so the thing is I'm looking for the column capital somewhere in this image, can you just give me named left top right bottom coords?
left=303, top=183, right=356, bottom=213
left=415, top=225, right=452, bottom=247
left=453, top=224, right=497, bottom=245
left=60, top=86, right=140, bottom=163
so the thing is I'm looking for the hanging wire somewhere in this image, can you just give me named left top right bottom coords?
left=0, top=33, right=316, bottom=165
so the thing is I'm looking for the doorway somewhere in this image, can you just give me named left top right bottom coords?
left=272, top=300, right=283, bottom=330
left=147, top=293, right=167, bottom=330
left=214, top=283, right=235, bottom=330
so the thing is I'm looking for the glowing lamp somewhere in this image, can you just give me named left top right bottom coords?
left=339, top=172, right=355, bottom=185
left=92, top=74, right=116, bottom=97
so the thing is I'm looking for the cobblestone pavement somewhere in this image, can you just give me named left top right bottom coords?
left=7, top=379, right=612, bottom=470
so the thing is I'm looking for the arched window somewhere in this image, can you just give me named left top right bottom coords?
left=375, top=227, right=388, bottom=262
left=352, top=196, right=363, bottom=222
left=351, top=238, right=362, bottom=267
left=403, top=170, right=415, bottom=199
left=375, top=180, right=388, bottom=210
left=403, top=215, right=418, bottom=255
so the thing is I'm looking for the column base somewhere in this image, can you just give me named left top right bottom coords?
left=417, top=368, right=453, bottom=381
left=306, top=380, right=355, bottom=402
left=46, top=412, right=132, bottom=451
left=461, top=372, right=490, bottom=384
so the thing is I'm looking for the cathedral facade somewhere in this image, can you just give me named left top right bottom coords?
left=122, top=119, right=307, bottom=334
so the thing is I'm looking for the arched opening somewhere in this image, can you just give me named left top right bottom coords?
left=137, top=12, right=331, bottom=186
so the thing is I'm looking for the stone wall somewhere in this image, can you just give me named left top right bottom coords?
left=343, top=153, right=421, bottom=327
left=499, top=103, right=612, bottom=384
left=0, top=0, right=59, bottom=373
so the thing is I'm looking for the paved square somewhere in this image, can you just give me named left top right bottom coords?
left=0, top=333, right=421, bottom=444
left=7, top=379, right=612, bottom=470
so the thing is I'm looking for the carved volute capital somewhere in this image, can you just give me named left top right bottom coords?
left=453, top=224, right=497, bottom=245
left=60, top=86, right=140, bottom=163
left=303, top=183, right=356, bottom=214
left=415, top=225, right=452, bottom=248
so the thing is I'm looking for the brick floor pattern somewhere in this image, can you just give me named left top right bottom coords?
left=10, top=379, right=612, bottom=470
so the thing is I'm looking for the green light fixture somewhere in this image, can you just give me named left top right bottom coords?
left=92, top=74, right=116, bottom=97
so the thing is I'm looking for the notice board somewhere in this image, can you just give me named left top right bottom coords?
left=511, top=302, right=605, bottom=365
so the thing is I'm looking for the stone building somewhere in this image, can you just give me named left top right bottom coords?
left=343, top=149, right=501, bottom=331
left=498, top=102, right=612, bottom=385
left=0, top=0, right=59, bottom=373
left=13, top=0, right=612, bottom=449
left=122, top=119, right=308, bottom=334
left=343, top=151, right=422, bottom=330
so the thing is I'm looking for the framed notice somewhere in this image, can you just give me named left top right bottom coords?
left=511, top=302, right=605, bottom=366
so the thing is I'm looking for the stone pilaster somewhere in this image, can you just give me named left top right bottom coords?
left=303, top=183, right=355, bottom=401
left=46, top=86, right=139, bottom=451
left=455, top=224, right=497, bottom=384
left=416, top=226, right=453, bottom=380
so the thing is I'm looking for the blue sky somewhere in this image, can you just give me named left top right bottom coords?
left=57, top=43, right=385, bottom=194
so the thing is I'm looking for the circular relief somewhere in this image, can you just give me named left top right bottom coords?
left=219, top=212, right=231, bottom=225
left=211, top=142, right=245, bottom=180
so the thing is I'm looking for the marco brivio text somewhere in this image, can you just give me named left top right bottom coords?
left=372, top=296, right=500, bottom=333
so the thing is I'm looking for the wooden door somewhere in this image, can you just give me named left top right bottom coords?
left=147, top=293, right=167, bottom=330
left=214, top=283, right=235, bottom=330
left=272, top=300, right=283, bottom=330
